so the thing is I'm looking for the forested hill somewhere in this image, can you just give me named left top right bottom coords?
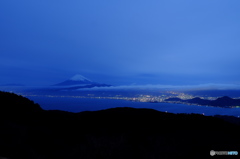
left=0, top=91, right=239, bottom=159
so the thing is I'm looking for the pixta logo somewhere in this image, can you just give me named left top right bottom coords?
left=210, top=150, right=238, bottom=156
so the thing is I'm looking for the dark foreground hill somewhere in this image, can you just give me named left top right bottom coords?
left=0, top=91, right=240, bottom=159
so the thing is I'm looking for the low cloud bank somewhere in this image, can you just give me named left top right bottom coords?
left=81, top=83, right=240, bottom=91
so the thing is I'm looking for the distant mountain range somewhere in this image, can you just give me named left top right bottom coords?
left=165, top=96, right=240, bottom=107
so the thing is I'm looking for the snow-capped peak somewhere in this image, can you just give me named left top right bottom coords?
left=70, top=74, right=92, bottom=82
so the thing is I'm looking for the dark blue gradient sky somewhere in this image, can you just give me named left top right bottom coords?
left=1, top=0, right=240, bottom=86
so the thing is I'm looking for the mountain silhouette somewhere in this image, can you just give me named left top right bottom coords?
left=210, top=96, right=239, bottom=106
left=165, top=96, right=240, bottom=107
left=0, top=91, right=43, bottom=114
left=0, top=91, right=240, bottom=159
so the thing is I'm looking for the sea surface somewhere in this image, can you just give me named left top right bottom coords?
left=26, top=96, right=240, bottom=117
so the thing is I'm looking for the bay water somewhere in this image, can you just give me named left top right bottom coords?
left=26, top=96, right=240, bottom=117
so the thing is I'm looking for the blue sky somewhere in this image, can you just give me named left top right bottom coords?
left=1, top=0, right=240, bottom=86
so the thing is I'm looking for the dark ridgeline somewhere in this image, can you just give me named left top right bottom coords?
left=0, top=91, right=240, bottom=159
left=165, top=96, right=240, bottom=107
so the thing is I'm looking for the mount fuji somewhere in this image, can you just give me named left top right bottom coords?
left=53, top=74, right=111, bottom=90
left=54, top=74, right=95, bottom=86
